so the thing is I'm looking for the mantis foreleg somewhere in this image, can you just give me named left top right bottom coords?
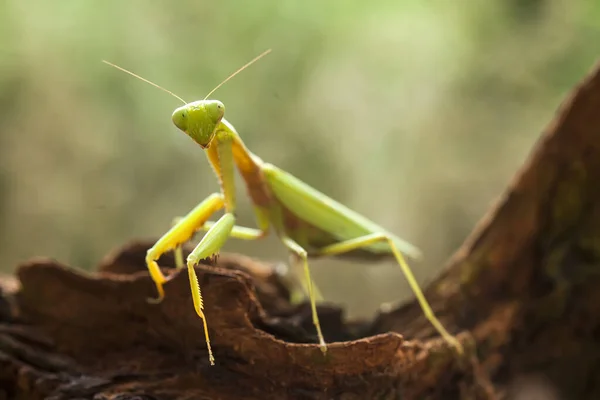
left=170, top=217, right=185, bottom=269
left=145, top=193, right=225, bottom=303
left=185, top=211, right=237, bottom=366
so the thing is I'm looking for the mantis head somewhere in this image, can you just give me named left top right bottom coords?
left=172, top=100, right=225, bottom=148
left=102, top=49, right=270, bottom=149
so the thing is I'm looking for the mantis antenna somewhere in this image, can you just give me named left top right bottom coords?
left=102, top=48, right=272, bottom=104
left=101, top=60, right=187, bottom=104
left=203, top=49, right=272, bottom=100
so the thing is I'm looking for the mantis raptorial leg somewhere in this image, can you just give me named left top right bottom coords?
left=145, top=193, right=225, bottom=303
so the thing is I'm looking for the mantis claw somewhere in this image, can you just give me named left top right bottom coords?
left=146, top=271, right=178, bottom=305
left=187, top=257, right=199, bottom=269
left=146, top=295, right=164, bottom=305
left=449, top=337, right=464, bottom=355
left=146, top=282, right=166, bottom=304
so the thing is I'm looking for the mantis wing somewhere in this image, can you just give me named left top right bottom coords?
left=262, top=163, right=422, bottom=260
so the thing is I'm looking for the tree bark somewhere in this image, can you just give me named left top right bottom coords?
left=2, top=60, right=600, bottom=399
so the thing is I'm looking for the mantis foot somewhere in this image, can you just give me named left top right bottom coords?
left=146, top=271, right=178, bottom=304
left=319, top=342, right=328, bottom=355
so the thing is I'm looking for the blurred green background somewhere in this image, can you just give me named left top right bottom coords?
left=0, top=0, right=598, bottom=317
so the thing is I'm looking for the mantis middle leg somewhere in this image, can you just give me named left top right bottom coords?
left=172, top=219, right=266, bottom=268
left=280, top=236, right=326, bottom=353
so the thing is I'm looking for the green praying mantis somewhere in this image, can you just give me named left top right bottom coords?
left=103, top=49, right=462, bottom=365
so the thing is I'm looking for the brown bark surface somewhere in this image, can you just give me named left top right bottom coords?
left=1, top=59, right=600, bottom=399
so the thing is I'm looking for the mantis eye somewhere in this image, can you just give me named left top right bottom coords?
left=215, top=101, right=225, bottom=118
left=172, top=107, right=189, bottom=132
left=205, top=101, right=225, bottom=122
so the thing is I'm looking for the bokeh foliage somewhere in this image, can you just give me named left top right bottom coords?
left=0, top=0, right=598, bottom=316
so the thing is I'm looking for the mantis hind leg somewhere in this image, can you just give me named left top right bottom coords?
left=281, top=236, right=327, bottom=353
left=316, top=233, right=464, bottom=354
left=145, top=193, right=225, bottom=304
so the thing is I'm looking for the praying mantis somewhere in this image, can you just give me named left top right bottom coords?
left=103, top=50, right=462, bottom=365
